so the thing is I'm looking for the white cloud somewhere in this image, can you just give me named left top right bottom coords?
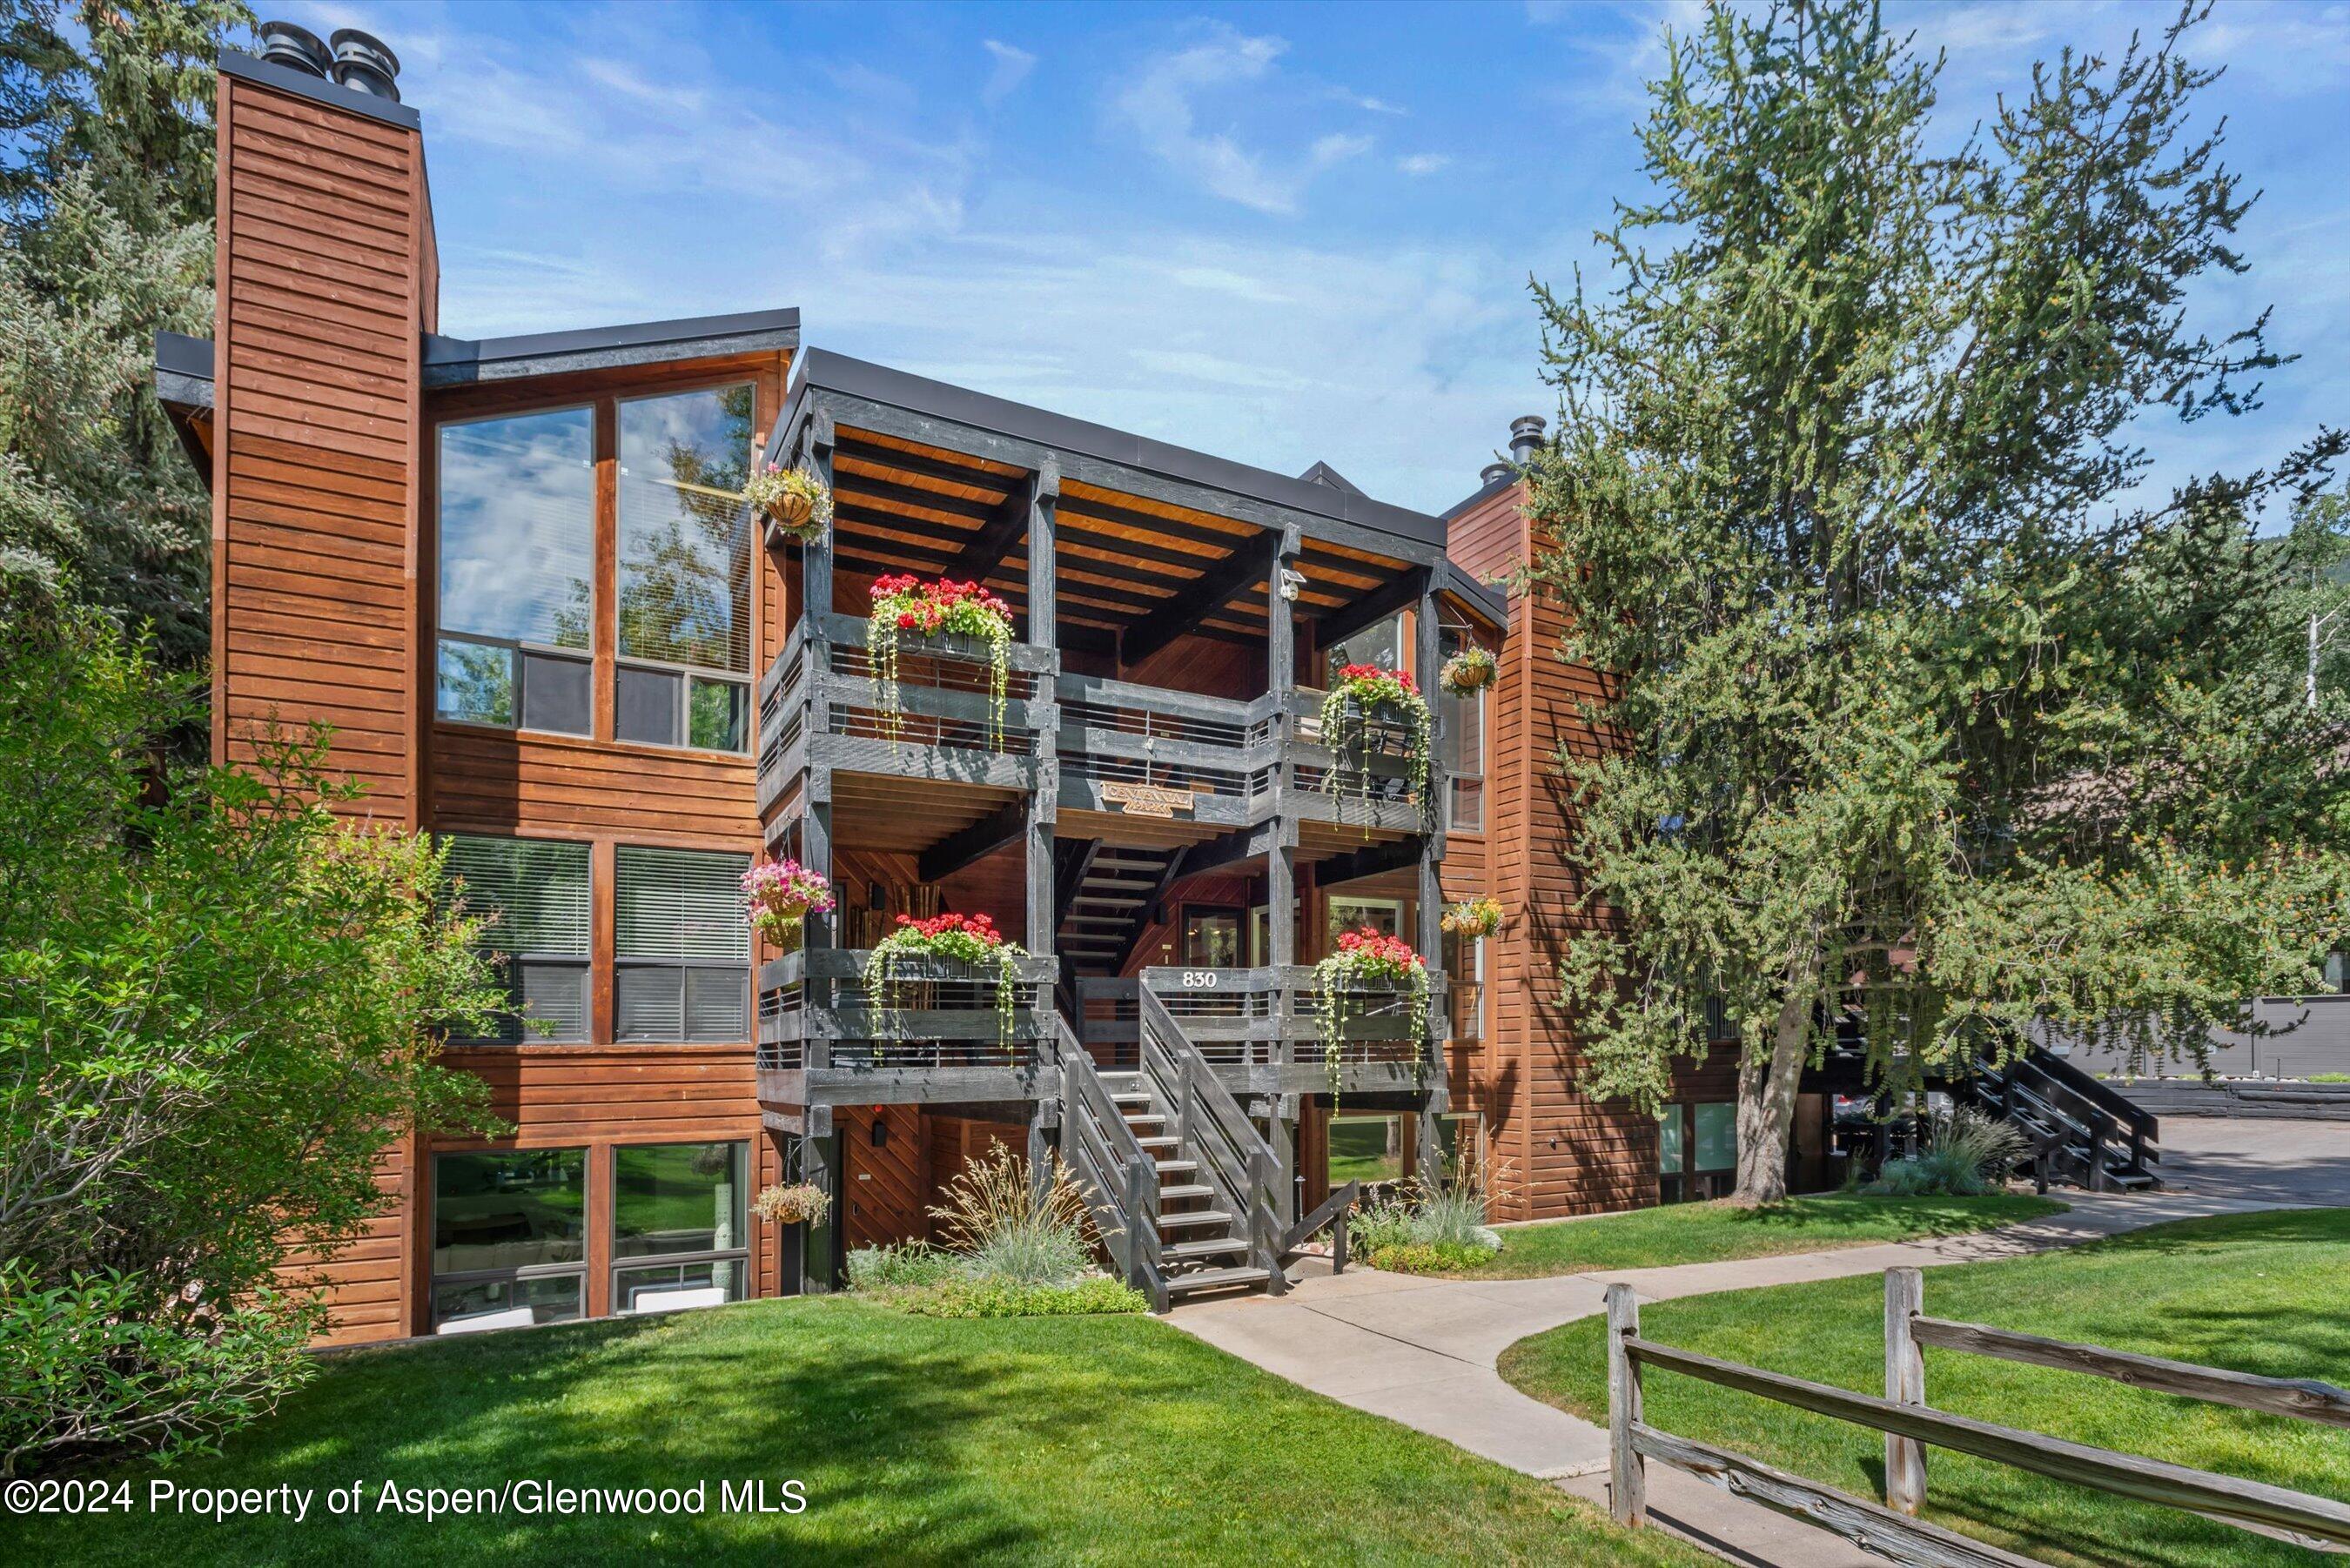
left=1328, top=87, right=1407, bottom=115
left=982, top=38, right=1037, bottom=106
left=1398, top=152, right=1451, bottom=177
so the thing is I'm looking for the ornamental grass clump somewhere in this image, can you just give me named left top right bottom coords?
left=1319, top=662, right=1433, bottom=834
left=1313, top=926, right=1431, bottom=1104
left=742, top=856, right=834, bottom=947
left=866, top=573, right=1016, bottom=748
left=1349, top=1169, right=1506, bottom=1275
left=742, top=463, right=832, bottom=542
left=863, top=912, right=1028, bottom=1052
left=843, top=1149, right=1142, bottom=1317
left=1866, top=1107, right=2028, bottom=1197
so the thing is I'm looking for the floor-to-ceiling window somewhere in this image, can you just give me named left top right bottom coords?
left=431, top=1149, right=588, bottom=1332
left=611, top=1141, right=749, bottom=1313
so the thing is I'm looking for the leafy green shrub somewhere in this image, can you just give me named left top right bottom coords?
left=905, top=1277, right=1147, bottom=1318
left=845, top=1243, right=958, bottom=1291
left=0, top=613, right=505, bottom=1474
left=1366, top=1242, right=1500, bottom=1276
left=1348, top=1175, right=1503, bottom=1271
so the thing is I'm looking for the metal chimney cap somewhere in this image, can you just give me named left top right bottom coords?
left=330, top=27, right=402, bottom=102
left=1480, top=461, right=1513, bottom=487
left=1509, top=414, right=1548, bottom=445
left=255, top=20, right=332, bottom=78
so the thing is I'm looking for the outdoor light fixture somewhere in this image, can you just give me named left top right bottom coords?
left=1279, top=567, right=1307, bottom=601
left=870, top=1117, right=888, bottom=1149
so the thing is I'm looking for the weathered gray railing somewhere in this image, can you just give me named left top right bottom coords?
left=1076, top=975, right=1139, bottom=1067
left=1273, top=687, right=1431, bottom=835
left=1056, top=1015, right=1166, bottom=1310
left=1283, top=1177, right=1359, bottom=1273
left=1606, top=1269, right=2350, bottom=1564
left=1140, top=966, right=1440, bottom=1094
left=1140, top=988, right=1291, bottom=1277
left=755, top=948, right=1058, bottom=1103
left=1056, top=673, right=1258, bottom=827
left=756, top=612, right=1057, bottom=808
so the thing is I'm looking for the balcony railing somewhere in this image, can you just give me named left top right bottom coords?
left=1055, top=673, right=1260, bottom=827
left=756, top=613, right=1058, bottom=810
left=1073, top=967, right=1441, bottom=1096
left=1278, top=689, right=1433, bottom=835
left=755, top=947, right=1059, bottom=1105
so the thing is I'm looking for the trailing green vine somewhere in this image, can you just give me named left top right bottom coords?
left=867, top=574, right=1016, bottom=750
left=1313, top=927, right=1431, bottom=1109
left=1321, top=661, right=1434, bottom=835
left=863, top=912, right=1028, bottom=1054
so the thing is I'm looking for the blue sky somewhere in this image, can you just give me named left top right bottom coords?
left=285, top=0, right=2348, bottom=519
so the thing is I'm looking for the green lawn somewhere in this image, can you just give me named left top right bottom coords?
left=1498, top=1208, right=2350, bottom=1567
left=5, top=1297, right=1705, bottom=1568
left=1434, top=1191, right=2065, bottom=1278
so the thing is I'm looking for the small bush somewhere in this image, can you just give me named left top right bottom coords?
left=1366, top=1242, right=1499, bottom=1275
left=904, top=1277, right=1148, bottom=1319
left=845, top=1243, right=958, bottom=1291
left=929, top=1145, right=1098, bottom=1287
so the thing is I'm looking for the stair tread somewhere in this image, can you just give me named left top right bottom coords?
left=1157, top=1183, right=1217, bottom=1202
left=1154, top=1158, right=1199, bottom=1174
left=1164, top=1236, right=1247, bottom=1260
left=1157, top=1209, right=1232, bottom=1229
left=1165, top=1265, right=1272, bottom=1295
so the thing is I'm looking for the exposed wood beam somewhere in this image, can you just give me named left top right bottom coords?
left=916, top=799, right=1027, bottom=883
left=833, top=435, right=1017, bottom=494
left=1180, top=822, right=1275, bottom=877
left=1315, top=566, right=1430, bottom=651
left=1119, top=544, right=1271, bottom=667
left=947, top=455, right=1058, bottom=586
left=1111, top=846, right=1192, bottom=974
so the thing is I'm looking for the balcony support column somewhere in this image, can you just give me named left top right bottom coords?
left=1024, top=459, right=1060, bottom=957
left=1415, top=580, right=1450, bottom=1152
left=1266, top=528, right=1299, bottom=974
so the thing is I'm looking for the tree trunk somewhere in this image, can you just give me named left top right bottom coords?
left=1731, top=981, right=1811, bottom=1207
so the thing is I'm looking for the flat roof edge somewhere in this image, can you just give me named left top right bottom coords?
left=791, top=348, right=1447, bottom=550
left=218, top=48, right=421, bottom=131
left=422, top=308, right=801, bottom=389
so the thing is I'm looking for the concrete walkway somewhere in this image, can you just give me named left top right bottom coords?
left=1171, top=1191, right=2295, bottom=1566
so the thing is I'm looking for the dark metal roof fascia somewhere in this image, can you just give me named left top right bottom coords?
left=790, top=348, right=1447, bottom=552
left=218, top=48, right=420, bottom=131
left=154, top=331, right=215, bottom=410
left=422, top=307, right=802, bottom=388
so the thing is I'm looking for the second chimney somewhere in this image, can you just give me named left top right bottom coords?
left=1508, top=414, right=1548, bottom=470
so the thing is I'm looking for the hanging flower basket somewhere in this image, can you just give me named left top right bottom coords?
left=1439, top=646, right=1496, bottom=695
left=1440, top=895, right=1502, bottom=939
left=867, top=574, right=1016, bottom=749
left=1313, top=927, right=1431, bottom=1107
left=863, top=912, right=1030, bottom=1052
left=753, top=1182, right=831, bottom=1227
left=1319, top=662, right=1434, bottom=834
left=745, top=463, right=833, bottom=544
left=743, top=856, right=836, bottom=947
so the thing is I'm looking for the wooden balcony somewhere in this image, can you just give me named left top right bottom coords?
left=756, top=613, right=1058, bottom=815
left=755, top=948, right=1059, bottom=1107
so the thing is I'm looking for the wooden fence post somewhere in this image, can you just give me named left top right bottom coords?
left=1885, top=1266, right=1928, bottom=1516
left=1607, top=1283, right=1647, bottom=1528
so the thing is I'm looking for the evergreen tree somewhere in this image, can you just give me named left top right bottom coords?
left=1528, top=0, right=2348, bottom=1203
left=0, top=0, right=250, bottom=661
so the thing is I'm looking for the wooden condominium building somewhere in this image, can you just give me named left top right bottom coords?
left=159, top=34, right=1778, bottom=1345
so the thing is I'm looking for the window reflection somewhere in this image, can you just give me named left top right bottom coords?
left=437, top=408, right=595, bottom=649
left=618, top=385, right=755, bottom=674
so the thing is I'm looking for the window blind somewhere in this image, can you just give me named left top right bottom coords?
left=615, top=846, right=750, bottom=962
left=442, top=834, right=590, bottom=956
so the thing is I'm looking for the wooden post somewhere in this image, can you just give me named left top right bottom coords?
left=1885, top=1266, right=1928, bottom=1516
left=1024, top=460, right=1060, bottom=957
left=1607, top=1283, right=1647, bottom=1527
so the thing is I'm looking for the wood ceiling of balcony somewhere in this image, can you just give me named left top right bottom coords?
left=829, top=770, right=1021, bottom=854
left=829, top=424, right=1420, bottom=651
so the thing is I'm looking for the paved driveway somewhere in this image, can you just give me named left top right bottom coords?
left=2154, top=1115, right=2350, bottom=1206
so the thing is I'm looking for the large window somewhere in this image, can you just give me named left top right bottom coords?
left=1327, top=1114, right=1405, bottom=1187
left=1442, top=928, right=1484, bottom=1044
left=435, top=406, right=595, bottom=734
left=442, top=834, right=591, bottom=1042
left=1322, top=613, right=1401, bottom=687
left=1183, top=908, right=1242, bottom=967
left=615, top=846, right=750, bottom=1042
left=431, top=1149, right=587, bottom=1333
left=1327, top=895, right=1403, bottom=945
left=1658, top=1102, right=1738, bottom=1203
left=616, top=385, right=755, bottom=752
left=1440, top=636, right=1486, bottom=833
left=612, top=1141, right=749, bottom=1314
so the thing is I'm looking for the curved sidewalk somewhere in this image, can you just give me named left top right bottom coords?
left=1169, top=1192, right=2290, bottom=1566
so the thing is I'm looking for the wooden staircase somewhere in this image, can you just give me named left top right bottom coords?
left=1971, top=1046, right=2163, bottom=1193
left=1055, top=1002, right=1290, bottom=1310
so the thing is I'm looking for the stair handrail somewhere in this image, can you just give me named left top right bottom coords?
left=1282, top=1178, right=1360, bottom=1276
left=2022, top=1045, right=2159, bottom=1163
left=1138, top=988, right=1288, bottom=1294
left=1055, top=1015, right=1166, bottom=1310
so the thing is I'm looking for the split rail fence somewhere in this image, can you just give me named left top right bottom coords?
left=1605, top=1269, right=2350, bottom=1565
